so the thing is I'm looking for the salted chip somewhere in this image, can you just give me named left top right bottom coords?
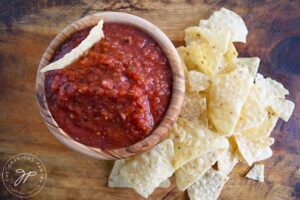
left=169, top=119, right=187, bottom=143
left=175, top=150, right=225, bottom=191
left=184, top=26, right=204, bottom=46
left=180, top=94, right=208, bottom=126
left=255, top=73, right=289, bottom=101
left=217, top=42, right=238, bottom=74
left=255, top=74, right=294, bottom=120
left=199, top=26, right=231, bottom=54
left=234, top=85, right=268, bottom=133
left=237, top=57, right=260, bottom=78
left=188, top=70, right=210, bottom=92
left=235, top=136, right=274, bottom=166
left=254, top=147, right=272, bottom=161
left=199, top=7, right=248, bottom=43
left=120, top=139, right=174, bottom=198
left=174, top=120, right=229, bottom=169
left=208, top=67, right=253, bottom=135
left=224, top=42, right=238, bottom=67
left=269, top=98, right=295, bottom=122
left=181, top=41, right=222, bottom=75
left=184, top=26, right=231, bottom=54
left=246, top=164, right=264, bottom=182
left=108, top=159, right=128, bottom=188
left=217, top=145, right=239, bottom=175
left=187, top=168, right=229, bottom=200
left=41, top=19, right=104, bottom=72
left=236, top=112, right=279, bottom=139
left=108, top=160, right=170, bottom=189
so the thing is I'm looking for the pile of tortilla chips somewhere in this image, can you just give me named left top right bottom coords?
left=108, top=8, right=294, bottom=199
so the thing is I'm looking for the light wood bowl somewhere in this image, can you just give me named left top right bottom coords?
left=35, top=12, right=185, bottom=160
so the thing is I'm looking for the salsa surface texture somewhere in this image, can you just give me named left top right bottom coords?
left=45, top=23, right=172, bottom=149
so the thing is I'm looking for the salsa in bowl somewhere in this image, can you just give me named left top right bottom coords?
left=36, top=12, right=185, bottom=159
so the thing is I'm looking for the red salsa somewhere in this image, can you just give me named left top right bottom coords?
left=45, top=23, right=172, bottom=149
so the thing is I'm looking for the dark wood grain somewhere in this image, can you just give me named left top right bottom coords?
left=0, top=0, right=299, bottom=199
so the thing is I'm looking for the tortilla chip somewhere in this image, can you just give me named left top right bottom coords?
left=208, top=67, right=253, bottom=135
left=187, top=168, right=229, bottom=200
left=188, top=70, right=210, bottom=92
left=184, top=26, right=231, bottom=55
left=199, top=7, right=248, bottom=43
left=237, top=57, right=260, bottom=78
left=169, top=117, right=190, bottom=143
left=181, top=41, right=222, bottom=75
left=120, top=139, right=174, bottom=198
left=234, top=85, right=268, bottom=133
left=216, top=41, right=238, bottom=74
left=108, top=159, right=129, bottom=188
left=246, top=164, right=264, bottom=182
left=173, top=120, right=229, bottom=169
left=269, top=98, right=295, bottom=121
left=217, top=144, right=239, bottom=175
left=175, top=150, right=225, bottom=191
left=184, top=26, right=204, bottom=46
left=224, top=42, right=238, bottom=66
left=236, top=112, right=279, bottom=139
left=108, top=160, right=171, bottom=189
left=41, top=20, right=104, bottom=72
left=255, top=73, right=289, bottom=102
left=254, top=74, right=294, bottom=120
left=180, top=94, right=208, bottom=126
left=198, top=26, right=231, bottom=54
left=235, top=136, right=274, bottom=166
left=254, top=147, right=272, bottom=161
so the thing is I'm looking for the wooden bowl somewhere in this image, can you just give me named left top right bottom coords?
left=35, top=12, right=185, bottom=160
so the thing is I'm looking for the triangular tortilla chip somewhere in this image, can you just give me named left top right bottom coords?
left=175, top=149, right=225, bottom=191
left=234, top=85, right=268, bottom=133
left=187, top=168, right=229, bottom=200
left=208, top=67, right=253, bottom=135
left=173, top=119, right=229, bottom=169
left=199, top=8, right=248, bottom=43
left=217, top=143, right=239, bottom=175
left=255, top=73, right=289, bottom=102
left=235, top=136, right=274, bottom=166
left=187, top=70, right=210, bottom=92
left=120, top=139, right=174, bottom=198
left=180, top=94, right=208, bottom=126
left=269, top=98, right=295, bottom=122
left=108, top=160, right=171, bottom=189
left=180, top=41, right=223, bottom=75
left=108, top=159, right=129, bottom=188
left=236, top=112, right=279, bottom=139
left=41, top=20, right=104, bottom=72
left=237, top=57, right=260, bottom=78
left=246, top=164, right=264, bottom=182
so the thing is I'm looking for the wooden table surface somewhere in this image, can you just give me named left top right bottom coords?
left=0, top=0, right=300, bottom=199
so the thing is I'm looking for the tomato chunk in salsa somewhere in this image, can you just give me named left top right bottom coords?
left=45, top=23, right=172, bottom=149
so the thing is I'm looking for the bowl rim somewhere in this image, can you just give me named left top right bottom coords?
left=35, top=11, right=185, bottom=160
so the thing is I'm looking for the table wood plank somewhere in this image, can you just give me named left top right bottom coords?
left=0, top=0, right=299, bottom=199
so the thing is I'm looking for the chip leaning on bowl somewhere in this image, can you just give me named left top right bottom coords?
left=37, top=8, right=295, bottom=200
left=107, top=8, right=294, bottom=199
